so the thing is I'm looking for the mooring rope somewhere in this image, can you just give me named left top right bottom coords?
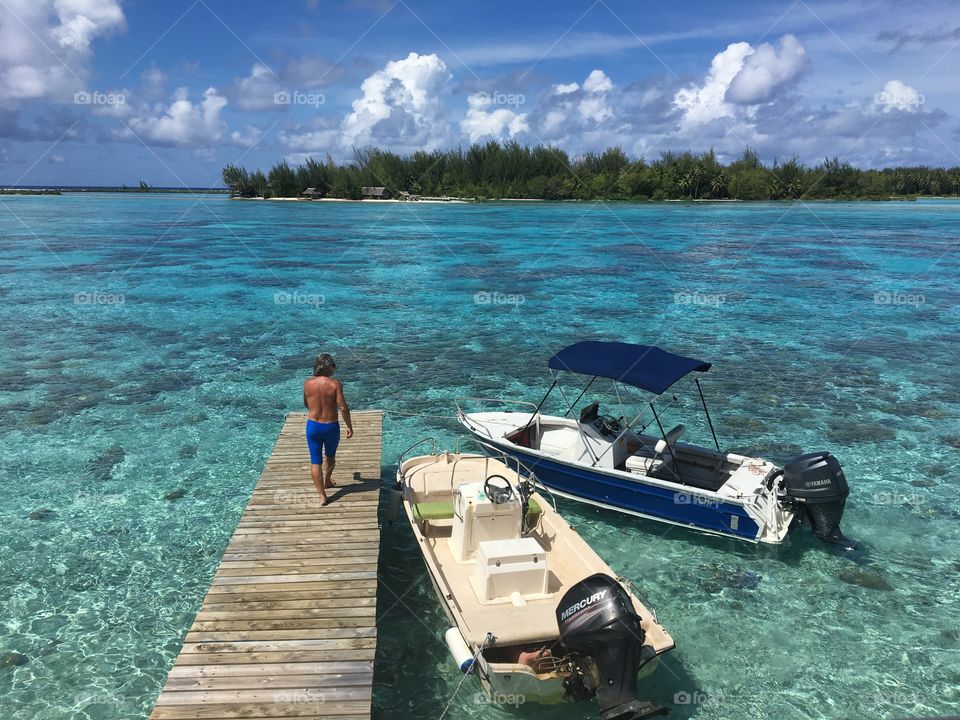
left=437, top=665, right=475, bottom=720
left=437, top=634, right=494, bottom=720
left=382, top=409, right=460, bottom=420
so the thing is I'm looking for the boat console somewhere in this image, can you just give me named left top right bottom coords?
left=450, top=481, right=523, bottom=562
left=450, top=479, right=552, bottom=606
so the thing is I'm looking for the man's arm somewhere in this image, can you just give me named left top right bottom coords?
left=337, top=381, right=353, bottom=439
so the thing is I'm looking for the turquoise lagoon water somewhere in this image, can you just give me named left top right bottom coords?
left=0, top=194, right=958, bottom=720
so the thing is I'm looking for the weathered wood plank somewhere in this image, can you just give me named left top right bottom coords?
left=181, top=638, right=377, bottom=653
left=172, top=649, right=377, bottom=666
left=161, top=672, right=373, bottom=692
left=185, top=628, right=377, bottom=643
left=199, top=598, right=376, bottom=612
left=154, top=686, right=370, bottom=706
left=167, top=661, right=373, bottom=678
left=190, top=618, right=375, bottom=632
left=151, top=702, right=371, bottom=718
left=195, top=608, right=376, bottom=621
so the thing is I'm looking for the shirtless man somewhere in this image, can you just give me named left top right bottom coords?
left=303, top=353, right=353, bottom=505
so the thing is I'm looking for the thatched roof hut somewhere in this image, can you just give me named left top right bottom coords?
left=361, top=186, right=390, bottom=198
left=300, top=187, right=322, bottom=199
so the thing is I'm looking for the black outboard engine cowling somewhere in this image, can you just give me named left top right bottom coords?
left=781, top=451, right=852, bottom=546
left=556, top=573, right=667, bottom=720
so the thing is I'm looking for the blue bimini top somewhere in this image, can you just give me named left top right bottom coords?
left=548, top=341, right=711, bottom=395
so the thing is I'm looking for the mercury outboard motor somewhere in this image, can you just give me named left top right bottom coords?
left=780, top=451, right=852, bottom=547
left=556, top=574, right=667, bottom=720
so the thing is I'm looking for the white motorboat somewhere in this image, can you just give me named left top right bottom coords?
left=395, top=444, right=675, bottom=720
left=458, top=341, right=854, bottom=547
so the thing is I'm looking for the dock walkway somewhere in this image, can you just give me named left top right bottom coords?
left=149, top=410, right=383, bottom=719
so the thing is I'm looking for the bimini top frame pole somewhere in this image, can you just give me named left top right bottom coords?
left=518, top=378, right=558, bottom=432
left=562, top=374, right=597, bottom=418
left=695, top=378, right=720, bottom=451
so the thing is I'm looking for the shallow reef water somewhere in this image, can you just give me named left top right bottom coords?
left=0, top=194, right=958, bottom=719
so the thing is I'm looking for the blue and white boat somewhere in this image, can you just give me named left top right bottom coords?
left=457, top=341, right=853, bottom=546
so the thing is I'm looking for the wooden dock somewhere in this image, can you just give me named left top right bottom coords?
left=149, top=411, right=383, bottom=720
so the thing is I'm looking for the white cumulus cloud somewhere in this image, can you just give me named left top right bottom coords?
left=278, top=116, right=341, bottom=155
left=578, top=69, right=614, bottom=122
left=460, top=92, right=528, bottom=143
left=674, top=35, right=808, bottom=128
left=233, top=63, right=281, bottom=111
left=874, top=80, right=923, bottom=113
left=0, top=0, right=125, bottom=102
left=538, top=69, right=616, bottom=140
left=340, top=52, right=451, bottom=151
left=124, top=87, right=228, bottom=146
left=230, top=124, right=264, bottom=147
left=726, top=34, right=808, bottom=104
left=674, top=42, right=754, bottom=128
left=582, top=69, right=613, bottom=94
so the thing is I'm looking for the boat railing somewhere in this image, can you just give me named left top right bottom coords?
left=453, top=435, right=489, bottom=455
left=454, top=396, right=541, bottom=437
left=446, top=451, right=494, bottom=513
left=397, top=437, right=438, bottom=465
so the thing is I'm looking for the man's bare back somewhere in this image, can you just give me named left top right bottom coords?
left=303, top=376, right=354, bottom=436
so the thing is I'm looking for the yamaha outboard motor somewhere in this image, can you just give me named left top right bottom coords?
left=556, top=574, right=667, bottom=720
left=780, top=451, right=853, bottom=547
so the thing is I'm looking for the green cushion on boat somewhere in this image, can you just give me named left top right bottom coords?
left=412, top=502, right=456, bottom=522
left=412, top=498, right=542, bottom=523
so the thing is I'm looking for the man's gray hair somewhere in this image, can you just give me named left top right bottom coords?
left=313, top=353, right=336, bottom=376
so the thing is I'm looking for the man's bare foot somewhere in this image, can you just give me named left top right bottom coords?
left=327, top=478, right=336, bottom=487
left=320, top=495, right=329, bottom=506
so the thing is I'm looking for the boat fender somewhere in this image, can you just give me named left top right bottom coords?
left=385, top=489, right=403, bottom=523
left=444, top=627, right=474, bottom=673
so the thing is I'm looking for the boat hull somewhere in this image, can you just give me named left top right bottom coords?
left=473, top=435, right=764, bottom=542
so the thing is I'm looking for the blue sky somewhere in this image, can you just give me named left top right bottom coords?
left=1, top=0, right=958, bottom=185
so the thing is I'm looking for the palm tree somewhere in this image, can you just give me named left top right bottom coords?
left=710, top=173, right=727, bottom=198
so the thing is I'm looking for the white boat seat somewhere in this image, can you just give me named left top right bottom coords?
left=625, top=424, right=685, bottom=476
left=625, top=452, right=669, bottom=475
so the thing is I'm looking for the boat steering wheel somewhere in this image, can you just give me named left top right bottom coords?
left=597, top=415, right=622, bottom=436
left=484, top=475, right=515, bottom=504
